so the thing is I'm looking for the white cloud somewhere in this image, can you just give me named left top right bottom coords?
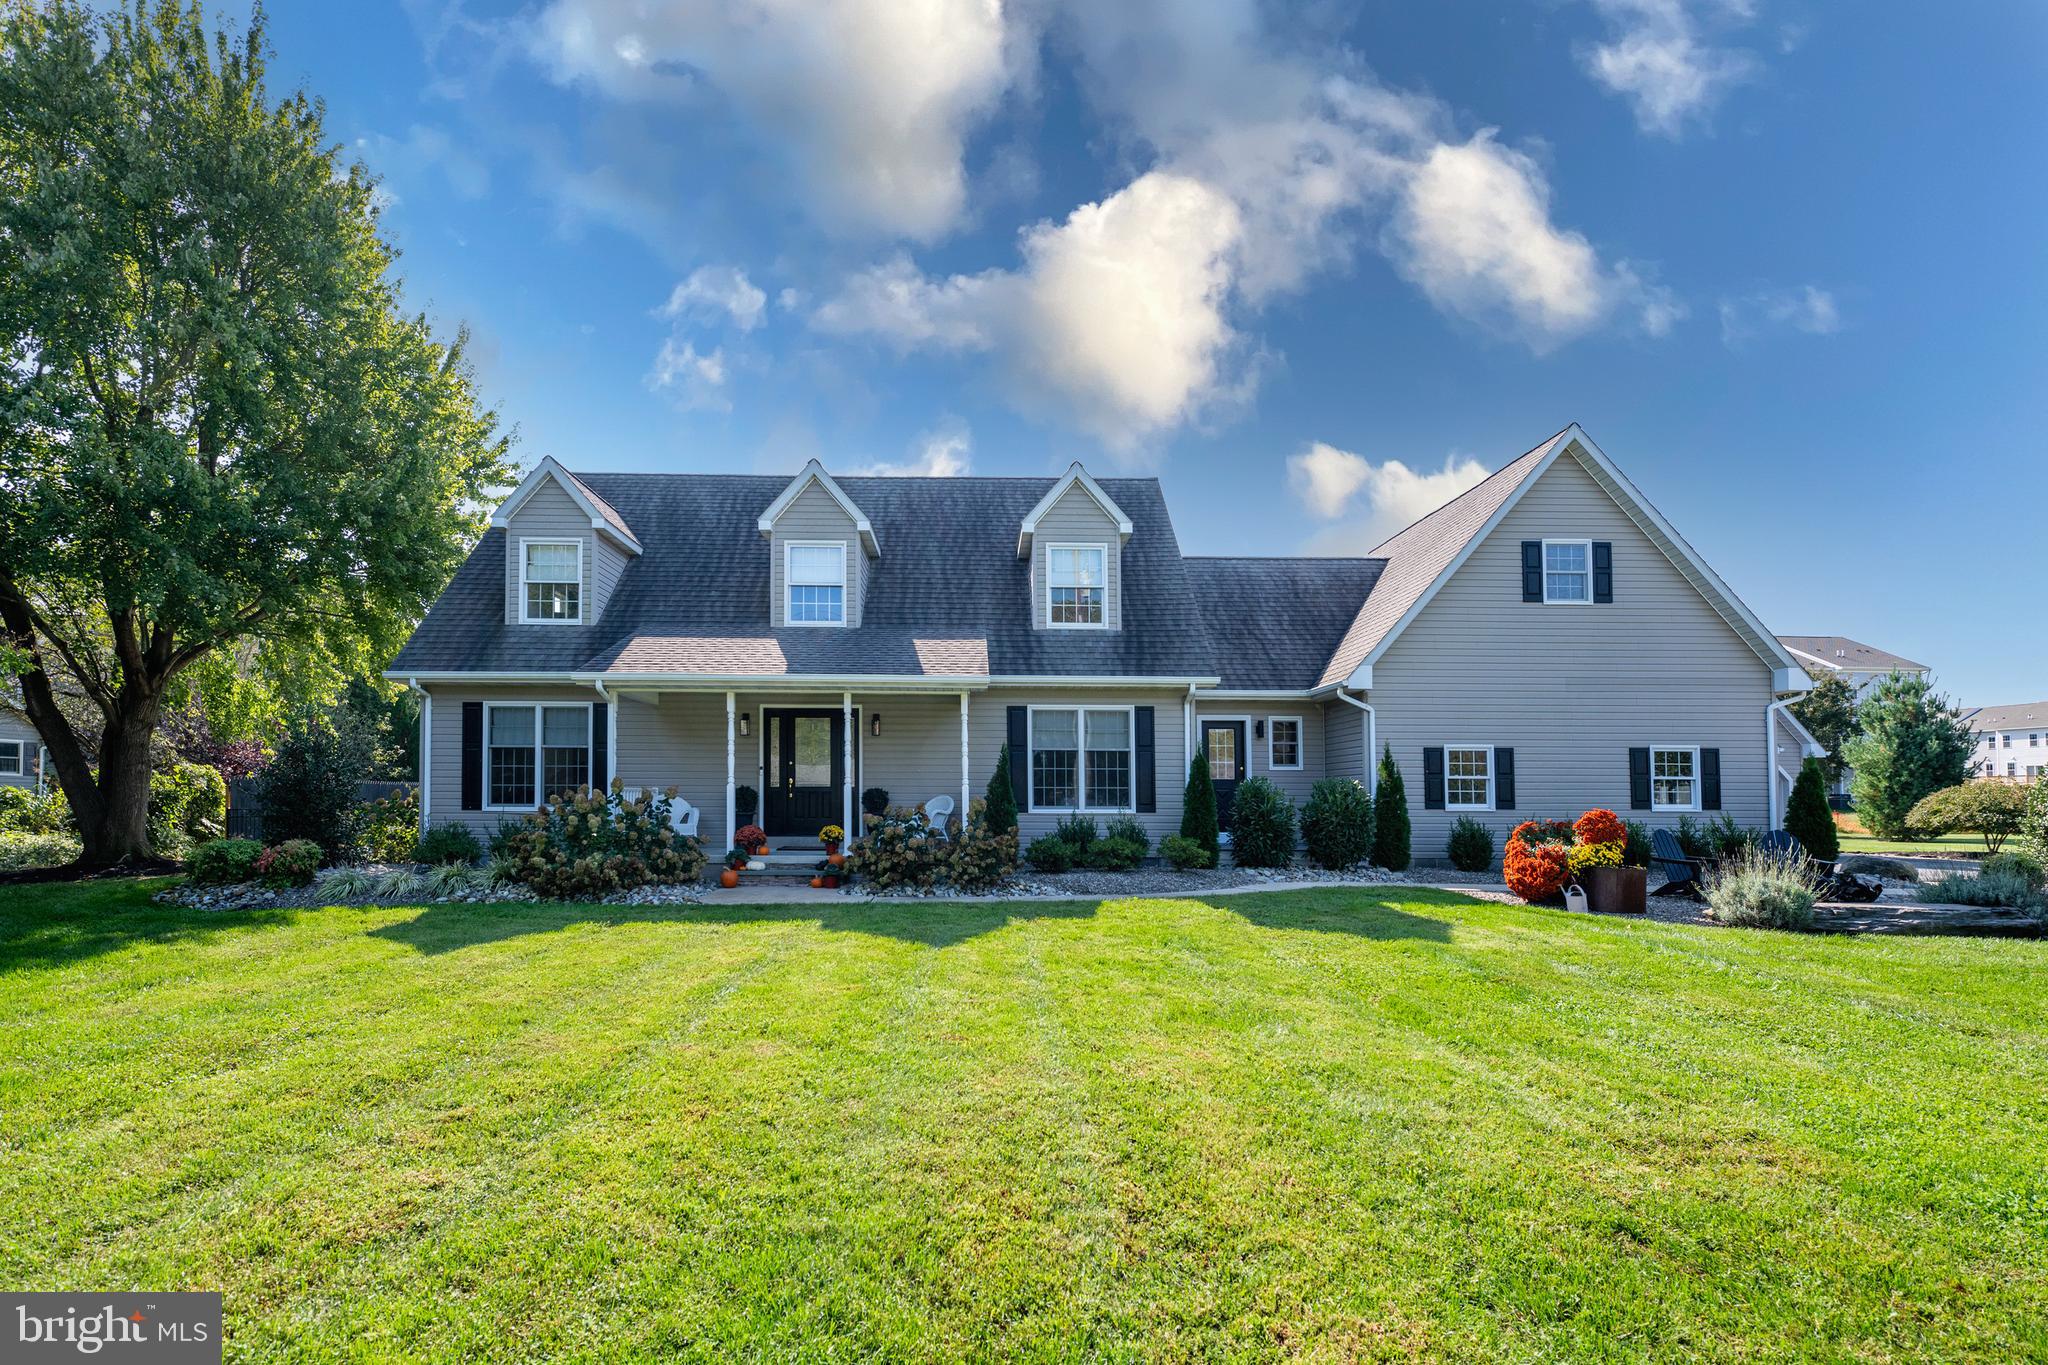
left=646, top=339, right=729, bottom=411
left=1580, top=0, right=1759, bottom=136
left=853, top=419, right=973, bottom=476
left=1288, top=444, right=1492, bottom=550
left=816, top=171, right=1246, bottom=450
left=1718, top=284, right=1841, bottom=345
left=658, top=265, right=767, bottom=332
left=355, top=123, right=492, bottom=202
left=1387, top=133, right=1677, bottom=347
left=529, top=0, right=1016, bottom=240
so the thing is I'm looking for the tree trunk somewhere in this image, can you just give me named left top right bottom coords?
left=76, top=692, right=163, bottom=867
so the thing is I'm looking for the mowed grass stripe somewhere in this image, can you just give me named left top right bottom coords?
left=1, top=882, right=2044, bottom=1362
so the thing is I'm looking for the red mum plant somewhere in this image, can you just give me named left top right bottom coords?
left=1504, top=819, right=1573, bottom=902
left=1574, top=808, right=1625, bottom=847
left=735, top=824, right=767, bottom=851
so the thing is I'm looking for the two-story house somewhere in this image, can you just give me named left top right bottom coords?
left=386, top=425, right=1822, bottom=859
left=1964, top=703, right=2048, bottom=782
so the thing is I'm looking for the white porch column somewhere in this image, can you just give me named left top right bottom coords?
left=842, top=691, right=855, bottom=835
left=959, top=691, right=971, bottom=819
left=725, top=691, right=736, bottom=852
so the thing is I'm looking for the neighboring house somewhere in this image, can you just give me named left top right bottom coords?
left=0, top=704, right=46, bottom=791
left=385, top=425, right=1820, bottom=861
left=1775, top=636, right=1929, bottom=700
left=1962, top=702, right=2048, bottom=782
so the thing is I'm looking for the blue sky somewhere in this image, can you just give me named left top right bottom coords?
left=262, top=1, right=2044, bottom=705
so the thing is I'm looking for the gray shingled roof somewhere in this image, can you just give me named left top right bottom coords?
left=1185, top=557, right=1385, bottom=689
left=392, top=473, right=1219, bottom=680
left=559, top=466, right=640, bottom=549
left=1776, top=635, right=1929, bottom=675
left=1962, top=702, right=2048, bottom=732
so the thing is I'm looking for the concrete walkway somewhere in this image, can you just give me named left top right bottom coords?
left=705, top=878, right=1508, bottom=907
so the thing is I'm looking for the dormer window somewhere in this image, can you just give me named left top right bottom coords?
left=520, top=540, right=583, bottom=624
left=786, top=542, right=847, bottom=626
left=1047, top=545, right=1107, bottom=628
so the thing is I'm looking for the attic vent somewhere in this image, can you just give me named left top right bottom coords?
left=1834, top=649, right=1845, bottom=657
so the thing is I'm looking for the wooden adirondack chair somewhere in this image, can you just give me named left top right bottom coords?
left=1649, top=827, right=1706, bottom=898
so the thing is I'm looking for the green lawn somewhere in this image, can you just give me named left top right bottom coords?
left=1836, top=831, right=1987, bottom=858
left=4, top=881, right=2045, bottom=1362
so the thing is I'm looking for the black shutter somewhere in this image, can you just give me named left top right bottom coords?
left=461, top=702, right=483, bottom=811
left=1521, top=541, right=1543, bottom=602
left=1592, top=541, right=1613, bottom=603
left=1628, top=747, right=1651, bottom=810
left=1134, top=706, right=1156, bottom=813
left=1701, top=748, right=1722, bottom=811
left=1007, top=706, right=1029, bottom=809
left=1494, top=747, right=1515, bottom=810
left=592, top=702, right=609, bottom=793
left=1423, top=746, right=1445, bottom=809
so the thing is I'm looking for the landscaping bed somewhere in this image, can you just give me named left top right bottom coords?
left=155, top=863, right=705, bottom=911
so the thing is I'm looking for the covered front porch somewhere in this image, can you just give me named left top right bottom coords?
left=606, top=685, right=979, bottom=853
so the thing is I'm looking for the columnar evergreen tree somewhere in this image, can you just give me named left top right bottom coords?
left=1180, top=746, right=1220, bottom=862
left=0, top=2, right=511, bottom=865
left=1784, top=757, right=1839, bottom=859
left=1842, top=673, right=1976, bottom=839
left=1373, top=745, right=1412, bottom=871
left=983, top=743, right=1018, bottom=835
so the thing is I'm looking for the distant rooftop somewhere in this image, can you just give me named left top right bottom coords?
left=1775, top=635, right=1929, bottom=675
left=1963, top=702, right=2048, bottom=733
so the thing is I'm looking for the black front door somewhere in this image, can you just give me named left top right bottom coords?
left=1202, top=720, right=1247, bottom=829
left=762, top=709, right=848, bottom=839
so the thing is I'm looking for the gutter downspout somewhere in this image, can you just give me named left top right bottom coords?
left=1184, top=683, right=1197, bottom=771
left=1765, top=698, right=1797, bottom=831
left=406, top=678, right=429, bottom=835
left=1335, top=689, right=1375, bottom=799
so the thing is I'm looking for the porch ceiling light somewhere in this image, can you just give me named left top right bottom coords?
left=870, top=714, right=882, bottom=737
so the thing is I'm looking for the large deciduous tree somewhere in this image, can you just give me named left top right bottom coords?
left=0, top=2, right=511, bottom=867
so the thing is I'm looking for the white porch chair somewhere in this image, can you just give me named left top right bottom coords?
left=617, top=787, right=700, bottom=839
left=923, top=795, right=956, bottom=838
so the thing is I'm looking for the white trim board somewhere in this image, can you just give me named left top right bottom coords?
left=756, top=460, right=880, bottom=557
left=1017, top=463, right=1134, bottom=556
left=490, top=456, right=642, bottom=555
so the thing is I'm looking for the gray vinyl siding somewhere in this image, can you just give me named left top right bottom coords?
left=1773, top=708, right=1810, bottom=822
left=767, top=481, right=865, bottom=629
left=1321, top=697, right=1368, bottom=787
left=1030, top=484, right=1123, bottom=632
left=980, top=686, right=1185, bottom=842
left=0, top=713, right=40, bottom=788
left=501, top=481, right=627, bottom=627
left=1193, top=701, right=1327, bottom=807
left=1370, top=453, right=1775, bottom=858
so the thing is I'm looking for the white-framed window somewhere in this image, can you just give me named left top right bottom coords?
left=2033, top=734, right=2041, bottom=747
left=0, top=740, right=21, bottom=777
left=2003, top=734, right=2012, bottom=748
left=1651, top=746, right=1700, bottom=812
left=1046, top=544, right=1108, bottom=628
left=785, top=541, right=847, bottom=626
left=1542, top=539, right=1592, bottom=603
left=2008, top=762, right=2018, bottom=777
left=485, top=702, right=592, bottom=809
left=519, top=539, right=583, bottom=624
left=1028, top=705, right=1133, bottom=811
left=1446, top=745, right=1493, bottom=810
left=1268, top=716, right=1303, bottom=769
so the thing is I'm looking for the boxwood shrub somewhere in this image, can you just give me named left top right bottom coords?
left=1445, top=816, right=1494, bottom=873
left=1301, top=779, right=1373, bottom=870
left=189, top=837, right=264, bottom=885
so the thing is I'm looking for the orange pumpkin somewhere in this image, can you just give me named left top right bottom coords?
left=719, top=868, right=740, bottom=889
left=809, top=876, right=824, bottom=888
left=826, top=853, right=846, bottom=868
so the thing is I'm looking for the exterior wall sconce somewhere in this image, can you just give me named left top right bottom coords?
left=870, top=714, right=883, bottom=737
left=1254, top=719, right=1264, bottom=740
left=738, top=714, right=751, bottom=738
